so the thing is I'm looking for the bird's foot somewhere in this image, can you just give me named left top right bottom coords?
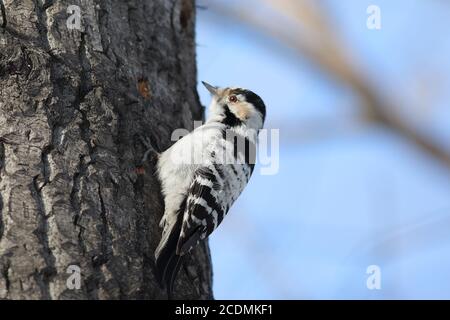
left=139, top=134, right=158, bottom=165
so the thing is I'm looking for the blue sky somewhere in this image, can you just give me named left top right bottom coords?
left=195, top=0, right=450, bottom=299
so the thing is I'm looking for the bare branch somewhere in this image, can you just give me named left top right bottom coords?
left=212, top=0, right=450, bottom=171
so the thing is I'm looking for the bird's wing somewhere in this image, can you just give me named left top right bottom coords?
left=155, top=131, right=257, bottom=294
left=176, top=161, right=254, bottom=255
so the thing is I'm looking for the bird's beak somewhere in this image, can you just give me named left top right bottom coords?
left=202, top=81, right=218, bottom=96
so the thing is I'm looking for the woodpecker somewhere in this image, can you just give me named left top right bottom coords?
left=150, top=81, right=266, bottom=296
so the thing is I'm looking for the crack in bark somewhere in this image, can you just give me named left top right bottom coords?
left=97, top=1, right=111, bottom=60
left=0, top=0, right=6, bottom=30
left=66, top=29, right=97, bottom=258
left=71, top=32, right=98, bottom=256
left=85, top=185, right=114, bottom=298
left=42, top=0, right=54, bottom=11
left=30, top=174, right=57, bottom=299
left=170, top=0, right=199, bottom=123
left=170, top=0, right=184, bottom=80
left=70, top=155, right=92, bottom=254
left=95, top=184, right=110, bottom=268
left=33, top=0, right=51, bottom=52
left=77, top=33, right=96, bottom=156
left=38, top=144, right=53, bottom=191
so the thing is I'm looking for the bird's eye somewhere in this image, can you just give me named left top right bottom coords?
left=229, top=95, right=238, bottom=103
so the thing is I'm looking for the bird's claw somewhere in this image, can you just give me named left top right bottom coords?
left=159, top=216, right=167, bottom=229
left=139, top=135, right=158, bottom=165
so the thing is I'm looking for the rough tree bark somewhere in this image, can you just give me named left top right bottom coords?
left=0, top=0, right=213, bottom=299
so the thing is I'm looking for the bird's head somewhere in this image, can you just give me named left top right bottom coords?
left=202, top=81, right=266, bottom=130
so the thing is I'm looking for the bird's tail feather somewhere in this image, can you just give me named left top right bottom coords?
left=155, top=199, right=186, bottom=297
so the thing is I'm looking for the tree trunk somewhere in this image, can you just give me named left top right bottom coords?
left=0, top=0, right=213, bottom=299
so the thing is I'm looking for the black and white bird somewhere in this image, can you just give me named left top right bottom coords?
left=151, top=81, right=266, bottom=296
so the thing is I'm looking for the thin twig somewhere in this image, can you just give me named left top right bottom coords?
left=212, top=0, right=450, bottom=171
